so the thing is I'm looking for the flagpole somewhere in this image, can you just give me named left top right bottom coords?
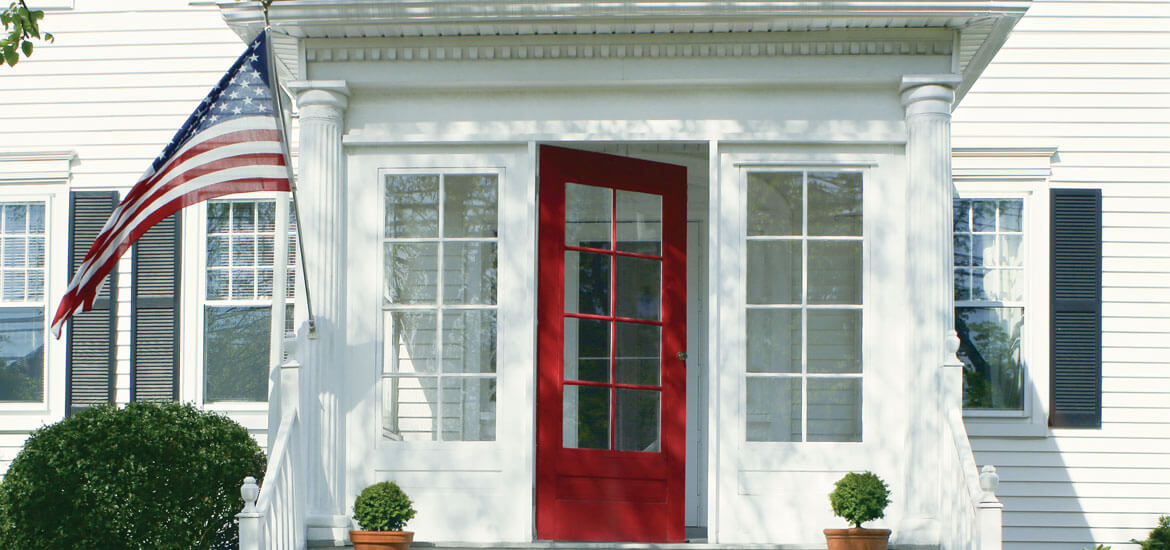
left=262, top=3, right=317, bottom=337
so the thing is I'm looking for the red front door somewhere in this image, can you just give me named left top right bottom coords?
left=536, top=146, right=687, bottom=542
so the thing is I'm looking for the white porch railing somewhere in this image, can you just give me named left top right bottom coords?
left=239, top=349, right=305, bottom=550
left=939, top=352, right=1003, bottom=550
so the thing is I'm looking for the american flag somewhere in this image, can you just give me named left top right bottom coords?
left=51, top=31, right=290, bottom=337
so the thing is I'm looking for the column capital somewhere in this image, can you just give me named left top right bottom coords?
left=288, top=80, right=350, bottom=114
left=900, top=74, right=961, bottom=116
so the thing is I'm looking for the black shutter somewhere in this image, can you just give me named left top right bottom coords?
left=66, top=192, right=118, bottom=416
left=1050, top=188, right=1103, bottom=428
left=131, top=213, right=180, bottom=401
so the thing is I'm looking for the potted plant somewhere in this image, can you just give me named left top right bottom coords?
left=824, top=471, right=892, bottom=550
left=350, top=481, right=417, bottom=550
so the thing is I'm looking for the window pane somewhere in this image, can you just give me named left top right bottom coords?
left=746, top=309, right=800, bottom=374
left=807, top=310, right=861, bottom=374
left=615, top=388, right=660, bottom=452
left=954, top=234, right=971, bottom=267
left=999, top=235, right=1023, bottom=267
left=953, top=201, right=970, bottom=232
left=441, top=377, right=496, bottom=441
left=808, top=241, right=862, bottom=304
left=443, top=242, right=497, bottom=305
left=616, top=190, right=662, bottom=255
left=256, top=201, right=276, bottom=232
left=615, top=322, right=660, bottom=386
left=3, top=271, right=26, bottom=301
left=207, top=271, right=228, bottom=300
left=204, top=306, right=269, bottom=402
left=971, top=234, right=993, bottom=267
left=564, top=250, right=609, bottom=316
left=565, top=317, right=609, bottom=383
left=28, top=237, right=44, bottom=268
left=746, top=240, right=800, bottom=305
left=231, top=202, right=255, bottom=232
left=747, top=172, right=801, bottom=236
left=27, top=272, right=43, bottom=302
left=808, top=172, right=862, bottom=236
left=443, top=174, right=498, bottom=238
left=208, top=202, right=230, bottom=233
left=564, top=384, right=609, bottom=449
left=0, top=307, right=44, bottom=402
left=232, top=235, right=256, bottom=267
left=956, top=307, right=1024, bottom=409
left=565, top=183, right=611, bottom=249
left=615, top=255, right=660, bottom=321
left=385, top=311, right=438, bottom=375
left=385, top=174, right=440, bottom=238
left=746, top=376, right=800, bottom=442
left=3, top=237, right=25, bottom=267
left=972, top=201, right=996, bottom=232
left=231, top=270, right=255, bottom=300
left=384, top=243, right=439, bottom=305
left=442, top=310, right=496, bottom=373
left=807, top=377, right=861, bottom=442
left=257, top=235, right=275, bottom=267
left=3, top=205, right=26, bottom=234
left=384, top=376, right=439, bottom=441
left=207, top=236, right=227, bottom=268
left=27, top=204, right=44, bottom=234
left=999, top=200, right=1023, bottom=232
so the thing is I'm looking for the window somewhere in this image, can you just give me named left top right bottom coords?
left=953, top=198, right=1025, bottom=410
left=744, top=171, right=863, bottom=442
left=0, top=202, right=46, bottom=403
left=382, top=172, right=498, bottom=441
left=203, top=200, right=295, bottom=402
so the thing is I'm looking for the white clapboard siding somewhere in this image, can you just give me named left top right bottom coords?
left=0, top=0, right=267, bottom=476
left=954, top=1, right=1170, bottom=549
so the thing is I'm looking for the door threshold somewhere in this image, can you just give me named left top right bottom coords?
left=410, top=543, right=828, bottom=549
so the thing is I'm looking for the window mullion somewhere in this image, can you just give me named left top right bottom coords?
left=435, top=174, right=447, bottom=442
left=800, top=170, right=809, bottom=443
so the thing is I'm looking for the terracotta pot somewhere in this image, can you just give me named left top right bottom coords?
left=349, top=530, right=414, bottom=550
left=824, top=527, right=891, bottom=550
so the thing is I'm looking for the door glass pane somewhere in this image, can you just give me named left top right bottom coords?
left=565, top=183, right=611, bottom=250
left=384, top=376, right=439, bottom=441
left=443, top=174, right=498, bottom=238
left=385, top=311, right=438, bottom=375
left=442, top=310, right=496, bottom=373
left=564, top=317, right=610, bottom=383
left=615, top=190, right=661, bottom=255
left=615, top=388, right=660, bottom=452
left=564, top=250, right=610, bottom=316
left=747, top=172, right=802, bottom=236
left=443, top=242, right=497, bottom=305
left=385, top=174, right=440, bottom=238
left=807, top=310, right=862, bottom=374
left=385, top=243, right=439, bottom=305
left=441, top=377, right=496, bottom=441
left=615, top=256, right=660, bottom=321
left=807, top=241, right=861, bottom=304
left=563, top=384, right=610, bottom=449
left=615, top=322, right=660, bottom=386
left=808, top=172, right=862, bottom=236
left=747, top=241, right=801, bottom=304
left=807, top=378, right=861, bottom=442
left=746, top=309, right=800, bottom=374
left=746, top=377, right=800, bottom=442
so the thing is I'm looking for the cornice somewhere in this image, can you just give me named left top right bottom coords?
left=305, top=34, right=954, bottom=63
left=0, top=151, right=76, bottom=183
left=952, top=146, right=1057, bottom=182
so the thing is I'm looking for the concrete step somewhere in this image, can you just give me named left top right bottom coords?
left=310, top=541, right=936, bottom=550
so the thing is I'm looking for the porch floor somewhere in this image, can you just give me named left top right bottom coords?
left=309, top=541, right=936, bottom=550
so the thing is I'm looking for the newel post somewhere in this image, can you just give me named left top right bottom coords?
left=978, top=465, right=1004, bottom=550
left=237, top=476, right=262, bottom=550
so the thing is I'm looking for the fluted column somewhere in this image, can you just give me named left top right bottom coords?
left=288, top=80, right=350, bottom=541
left=900, top=74, right=961, bottom=545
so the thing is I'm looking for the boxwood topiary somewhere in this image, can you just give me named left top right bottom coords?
left=353, top=481, right=417, bottom=532
left=0, top=401, right=265, bottom=550
left=829, top=471, right=891, bottom=529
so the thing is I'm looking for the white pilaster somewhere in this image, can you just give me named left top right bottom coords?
left=898, top=73, right=962, bottom=547
left=288, top=80, right=351, bottom=542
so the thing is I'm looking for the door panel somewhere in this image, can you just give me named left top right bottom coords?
left=536, top=146, right=687, bottom=542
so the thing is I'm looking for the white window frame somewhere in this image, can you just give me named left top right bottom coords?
left=955, top=181, right=1050, bottom=434
left=181, top=192, right=295, bottom=412
left=377, top=166, right=503, bottom=444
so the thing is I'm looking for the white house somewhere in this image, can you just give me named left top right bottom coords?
left=0, top=1, right=1167, bottom=549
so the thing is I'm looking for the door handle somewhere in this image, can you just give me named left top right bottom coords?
left=677, top=352, right=688, bottom=361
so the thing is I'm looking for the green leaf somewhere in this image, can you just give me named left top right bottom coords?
left=3, top=44, right=18, bottom=66
left=43, top=32, right=52, bottom=42
left=20, top=38, right=29, bottom=56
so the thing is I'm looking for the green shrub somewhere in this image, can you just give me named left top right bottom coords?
left=353, top=481, right=417, bottom=532
left=1132, top=515, right=1170, bottom=550
left=829, top=471, right=891, bottom=528
left=0, top=401, right=265, bottom=550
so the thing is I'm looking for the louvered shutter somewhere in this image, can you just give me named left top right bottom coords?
left=131, top=213, right=180, bottom=401
left=1050, top=189, right=1102, bottom=428
left=66, top=192, right=118, bottom=416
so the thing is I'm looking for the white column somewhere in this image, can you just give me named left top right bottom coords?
left=288, top=80, right=351, bottom=542
left=899, top=73, right=962, bottom=546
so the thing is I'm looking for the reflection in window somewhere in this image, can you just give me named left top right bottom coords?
left=954, top=198, right=1025, bottom=409
left=745, top=171, right=863, bottom=442
left=204, top=200, right=296, bottom=402
left=0, top=203, right=46, bottom=403
left=383, top=173, right=498, bottom=441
